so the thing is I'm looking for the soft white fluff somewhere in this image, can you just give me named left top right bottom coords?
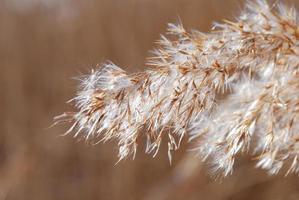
left=57, top=0, right=299, bottom=176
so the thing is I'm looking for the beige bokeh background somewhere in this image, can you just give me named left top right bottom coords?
left=1, top=0, right=299, bottom=199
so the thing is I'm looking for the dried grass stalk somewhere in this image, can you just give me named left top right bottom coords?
left=57, top=0, right=299, bottom=176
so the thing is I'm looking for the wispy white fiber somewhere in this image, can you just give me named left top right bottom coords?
left=57, top=1, right=299, bottom=176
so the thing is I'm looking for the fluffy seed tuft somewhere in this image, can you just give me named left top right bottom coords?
left=57, top=0, right=299, bottom=176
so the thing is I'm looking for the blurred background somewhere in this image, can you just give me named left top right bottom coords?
left=1, top=0, right=299, bottom=199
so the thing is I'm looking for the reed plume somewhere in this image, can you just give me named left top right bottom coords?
left=57, top=0, right=299, bottom=176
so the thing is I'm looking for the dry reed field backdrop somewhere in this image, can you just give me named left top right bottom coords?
left=1, top=0, right=299, bottom=200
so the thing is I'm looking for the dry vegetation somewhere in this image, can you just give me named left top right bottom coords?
left=1, top=0, right=299, bottom=200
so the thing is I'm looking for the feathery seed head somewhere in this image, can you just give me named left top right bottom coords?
left=57, top=0, right=299, bottom=176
